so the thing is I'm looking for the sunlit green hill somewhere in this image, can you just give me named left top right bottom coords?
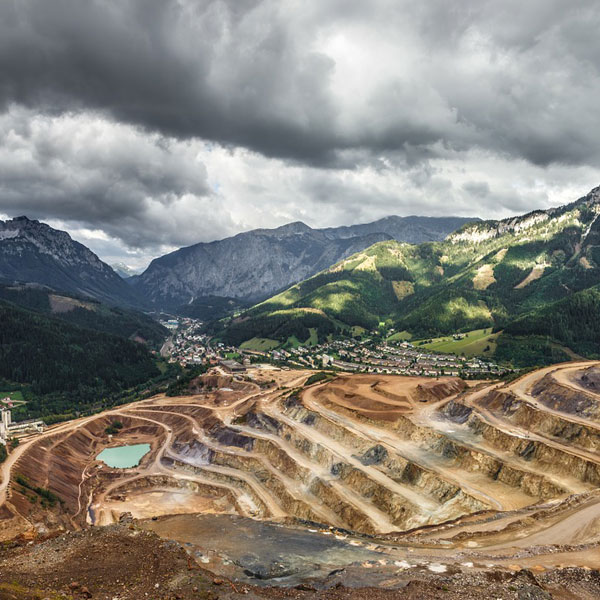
left=217, top=186, right=600, bottom=365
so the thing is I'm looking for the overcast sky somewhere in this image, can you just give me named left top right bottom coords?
left=1, top=0, right=599, bottom=269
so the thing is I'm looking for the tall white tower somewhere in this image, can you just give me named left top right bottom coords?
left=0, top=408, right=9, bottom=443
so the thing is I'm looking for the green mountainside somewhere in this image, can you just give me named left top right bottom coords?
left=0, top=287, right=170, bottom=423
left=218, top=186, right=600, bottom=365
left=0, top=300, right=165, bottom=420
left=0, top=284, right=166, bottom=345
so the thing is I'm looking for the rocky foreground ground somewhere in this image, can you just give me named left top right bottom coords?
left=1, top=522, right=600, bottom=600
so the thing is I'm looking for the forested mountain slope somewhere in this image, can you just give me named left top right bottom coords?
left=0, top=300, right=161, bottom=420
left=219, top=186, right=600, bottom=361
left=0, top=284, right=166, bottom=345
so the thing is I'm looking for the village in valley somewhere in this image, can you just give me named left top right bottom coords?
left=1, top=312, right=507, bottom=449
left=160, top=317, right=509, bottom=379
left=0, top=317, right=507, bottom=450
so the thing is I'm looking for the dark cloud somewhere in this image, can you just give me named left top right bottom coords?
left=0, top=0, right=599, bottom=266
left=463, top=181, right=490, bottom=199
left=0, top=0, right=338, bottom=164
left=0, top=0, right=599, bottom=167
left=0, top=107, right=232, bottom=252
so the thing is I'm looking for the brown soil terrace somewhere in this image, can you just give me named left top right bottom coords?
left=2, top=362, right=600, bottom=596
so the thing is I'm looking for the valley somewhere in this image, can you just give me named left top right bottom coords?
left=2, top=4, right=599, bottom=597
left=3, top=361, right=600, bottom=595
left=218, top=186, right=600, bottom=367
left=3, top=191, right=600, bottom=597
left=168, top=317, right=506, bottom=379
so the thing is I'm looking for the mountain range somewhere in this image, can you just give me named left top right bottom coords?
left=0, top=215, right=476, bottom=315
left=5, top=186, right=600, bottom=367
left=217, top=186, right=600, bottom=364
left=0, top=216, right=141, bottom=307
left=111, top=262, right=142, bottom=279
left=130, top=215, right=476, bottom=311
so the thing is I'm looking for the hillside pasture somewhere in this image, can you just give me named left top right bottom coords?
left=415, top=328, right=499, bottom=357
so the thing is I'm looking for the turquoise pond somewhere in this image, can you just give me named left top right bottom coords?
left=96, top=443, right=151, bottom=468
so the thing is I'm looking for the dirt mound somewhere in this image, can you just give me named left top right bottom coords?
left=575, top=366, right=600, bottom=393
left=0, top=523, right=227, bottom=600
left=2, top=520, right=599, bottom=599
left=197, top=373, right=246, bottom=390
left=414, top=378, right=466, bottom=402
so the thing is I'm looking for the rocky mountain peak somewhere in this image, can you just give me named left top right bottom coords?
left=0, top=216, right=103, bottom=269
left=580, top=185, right=600, bottom=205
left=272, top=221, right=312, bottom=234
left=251, top=221, right=313, bottom=238
left=0, top=216, right=143, bottom=307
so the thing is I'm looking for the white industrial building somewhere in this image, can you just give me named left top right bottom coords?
left=0, top=406, right=45, bottom=445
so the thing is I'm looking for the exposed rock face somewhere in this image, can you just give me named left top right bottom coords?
left=360, top=444, right=388, bottom=465
left=0, top=216, right=142, bottom=307
left=448, top=184, right=600, bottom=245
left=131, top=216, right=476, bottom=309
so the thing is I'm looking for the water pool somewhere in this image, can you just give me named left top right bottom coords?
left=96, top=443, right=151, bottom=468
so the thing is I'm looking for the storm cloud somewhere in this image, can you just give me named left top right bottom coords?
left=0, top=0, right=599, bottom=265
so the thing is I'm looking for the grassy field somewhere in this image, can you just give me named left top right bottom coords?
left=0, top=390, right=25, bottom=403
left=284, top=328, right=320, bottom=349
left=387, top=330, right=413, bottom=342
left=240, top=337, right=280, bottom=352
left=350, top=326, right=367, bottom=337
left=306, top=328, right=319, bottom=346
left=414, top=328, right=500, bottom=357
left=285, top=335, right=301, bottom=349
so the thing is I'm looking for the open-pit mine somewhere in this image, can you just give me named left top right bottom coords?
left=3, top=362, right=600, bottom=596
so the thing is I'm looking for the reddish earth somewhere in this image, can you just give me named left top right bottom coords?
left=2, top=363, right=600, bottom=596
